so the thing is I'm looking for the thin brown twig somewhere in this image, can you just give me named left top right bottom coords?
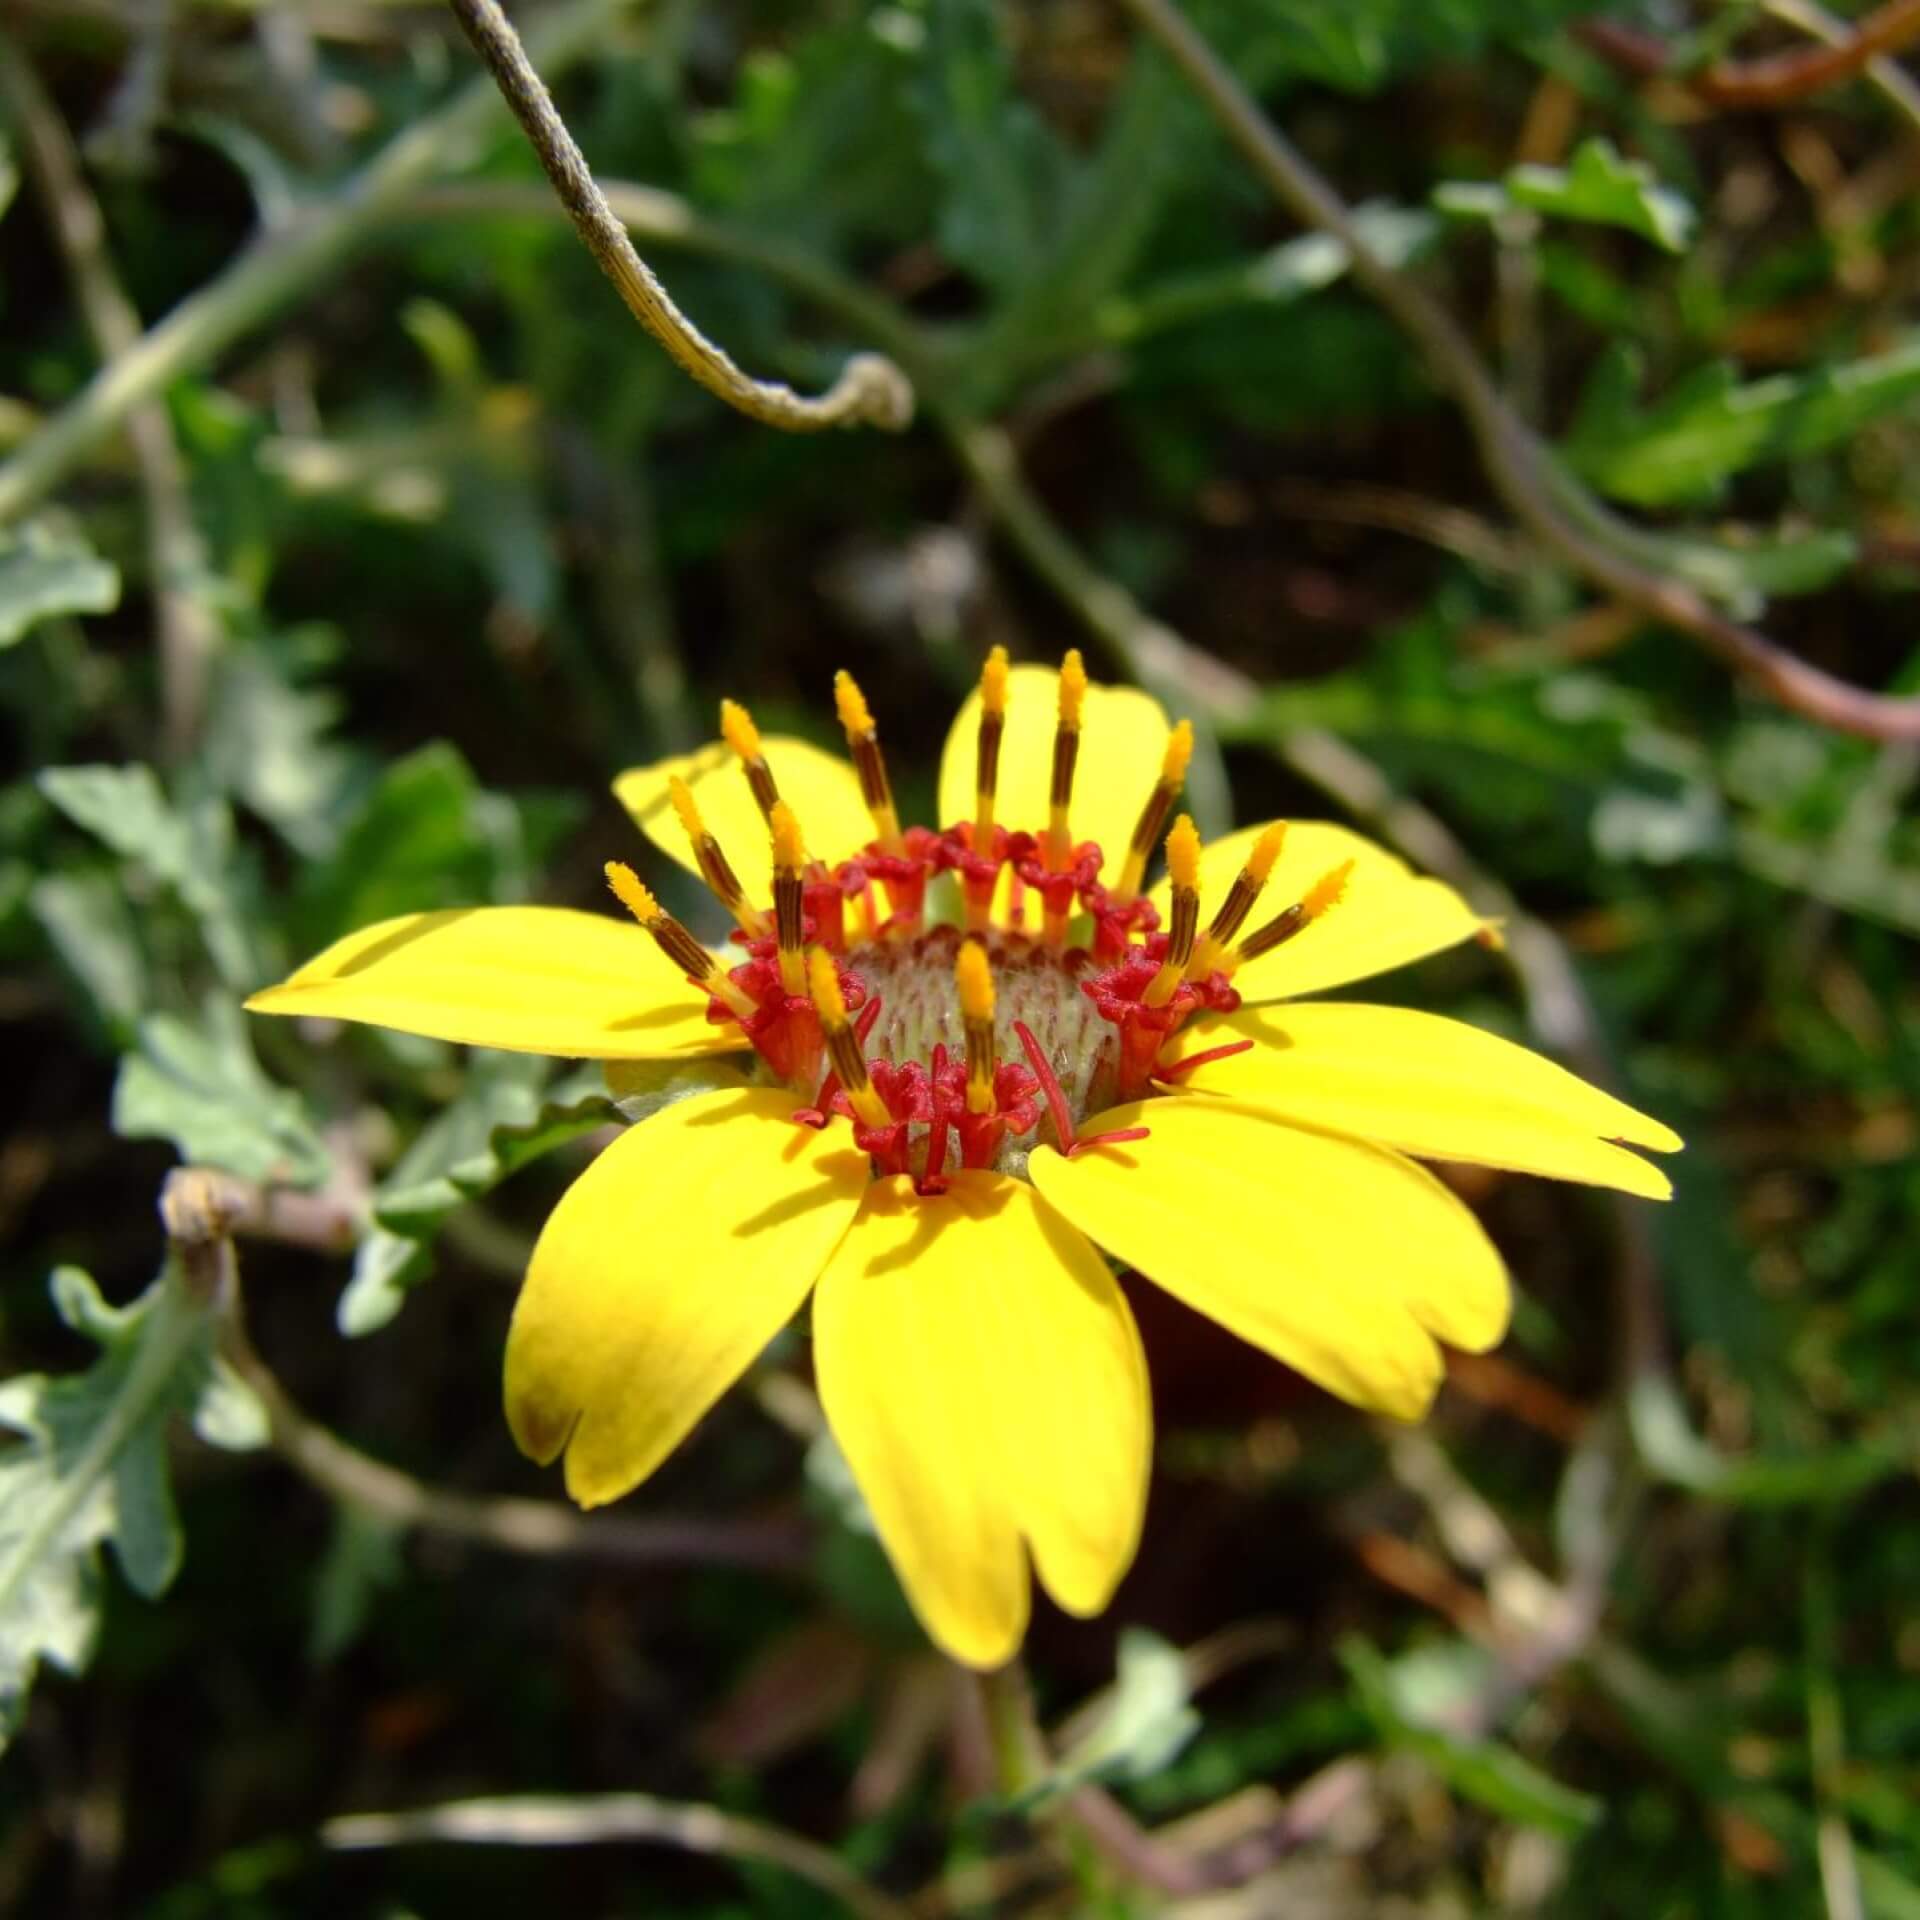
left=1067, top=1759, right=1374, bottom=1897
left=218, top=1278, right=811, bottom=1572
left=1113, top=0, right=1920, bottom=743
left=1584, top=0, right=1920, bottom=109
left=0, top=45, right=219, bottom=761
left=1761, top=0, right=1920, bottom=134
left=1266, top=478, right=1526, bottom=576
left=442, top=0, right=912, bottom=433
left=971, top=1652, right=1374, bottom=1899
left=323, top=1794, right=914, bottom=1920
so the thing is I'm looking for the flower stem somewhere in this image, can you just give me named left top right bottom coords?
left=976, top=1659, right=1047, bottom=1799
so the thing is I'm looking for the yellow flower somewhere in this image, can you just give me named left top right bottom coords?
left=248, top=654, right=1679, bottom=1668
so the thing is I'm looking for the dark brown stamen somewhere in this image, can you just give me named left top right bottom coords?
left=1205, top=871, right=1264, bottom=949
left=774, top=870, right=805, bottom=957
left=975, top=711, right=1003, bottom=821
left=1128, top=779, right=1179, bottom=862
left=1165, top=887, right=1199, bottom=972
left=744, top=760, right=780, bottom=818
left=1235, top=901, right=1307, bottom=962
left=1048, top=727, right=1080, bottom=813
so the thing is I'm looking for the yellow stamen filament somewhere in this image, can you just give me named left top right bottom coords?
left=1114, top=718, right=1195, bottom=903
left=720, top=698, right=780, bottom=820
left=808, top=947, right=890, bottom=1129
left=1229, top=857, right=1354, bottom=970
left=973, top=644, right=1010, bottom=844
left=1189, top=820, right=1286, bottom=979
left=769, top=802, right=809, bottom=997
left=955, top=939, right=997, bottom=1114
left=1143, top=816, right=1202, bottom=1007
left=667, top=775, right=764, bottom=938
left=604, top=861, right=755, bottom=1019
left=1045, top=649, right=1088, bottom=871
left=834, top=668, right=904, bottom=855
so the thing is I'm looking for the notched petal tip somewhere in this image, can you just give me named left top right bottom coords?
left=1375, top=1357, right=1445, bottom=1424
left=1618, top=1117, right=1684, bottom=1157
left=504, top=1385, right=577, bottom=1468
left=502, top=1087, right=865, bottom=1520
left=935, top=1606, right=1029, bottom=1673
left=562, top=1439, right=646, bottom=1511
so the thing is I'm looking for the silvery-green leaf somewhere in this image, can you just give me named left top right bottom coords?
left=0, top=518, right=119, bottom=648
left=113, top=998, right=331, bottom=1187
left=0, top=1266, right=217, bottom=1752
left=1506, top=138, right=1696, bottom=253
left=38, top=764, right=257, bottom=985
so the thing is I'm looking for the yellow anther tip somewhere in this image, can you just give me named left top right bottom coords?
left=807, top=945, right=847, bottom=1024
left=719, top=698, right=762, bottom=763
left=1304, top=858, right=1355, bottom=918
left=833, top=668, right=876, bottom=739
left=980, top=645, right=1011, bottom=716
left=1248, top=821, right=1288, bottom=885
left=955, top=939, right=996, bottom=1022
left=1166, top=814, right=1202, bottom=892
left=1057, top=649, right=1089, bottom=726
left=1161, top=718, right=1194, bottom=786
left=605, top=861, right=659, bottom=925
left=666, top=775, right=703, bottom=840
left=769, top=800, right=806, bottom=871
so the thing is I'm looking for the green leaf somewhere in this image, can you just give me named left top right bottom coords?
left=1342, top=1637, right=1602, bottom=1838
left=0, top=517, right=119, bottom=648
left=1012, top=1629, right=1200, bottom=1810
left=113, top=998, right=332, bottom=1187
left=978, top=45, right=1197, bottom=385
left=1565, top=335, right=1920, bottom=507
left=1627, top=1372, right=1910, bottom=1505
left=308, top=1506, right=405, bottom=1663
left=1504, top=138, right=1697, bottom=253
left=685, top=14, right=930, bottom=252
left=37, top=764, right=258, bottom=986
left=1097, top=204, right=1436, bottom=347
left=1202, top=0, right=1616, bottom=96
left=917, top=0, right=1075, bottom=294
left=29, top=870, right=149, bottom=1038
left=292, top=743, right=551, bottom=949
left=0, top=1266, right=219, bottom=1752
left=201, top=646, right=356, bottom=860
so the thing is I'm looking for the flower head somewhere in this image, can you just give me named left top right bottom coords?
left=248, top=658, right=1679, bottom=1667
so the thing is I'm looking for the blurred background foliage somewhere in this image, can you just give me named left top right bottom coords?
left=3, top=0, right=1920, bottom=1913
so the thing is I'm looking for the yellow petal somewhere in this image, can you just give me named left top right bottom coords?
left=614, top=737, right=872, bottom=890
left=505, top=1088, right=869, bottom=1505
left=1164, top=1002, right=1678, bottom=1199
left=938, top=663, right=1171, bottom=884
left=246, top=908, right=741, bottom=1059
left=813, top=1172, right=1150, bottom=1667
left=1029, top=1098, right=1510, bottom=1420
left=1153, top=821, right=1490, bottom=1001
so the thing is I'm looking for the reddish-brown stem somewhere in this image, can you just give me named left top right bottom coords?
left=1583, top=0, right=1920, bottom=107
